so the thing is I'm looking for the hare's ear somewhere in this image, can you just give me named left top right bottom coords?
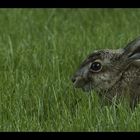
left=119, top=37, right=140, bottom=68
left=122, top=36, right=140, bottom=62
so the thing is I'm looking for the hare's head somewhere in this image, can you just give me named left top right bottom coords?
left=72, top=37, right=140, bottom=92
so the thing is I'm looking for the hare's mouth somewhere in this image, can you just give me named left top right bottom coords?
left=72, top=76, right=86, bottom=88
left=82, top=83, right=93, bottom=92
left=72, top=76, right=93, bottom=92
left=74, top=81, right=93, bottom=92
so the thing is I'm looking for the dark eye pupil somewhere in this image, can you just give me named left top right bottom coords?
left=90, top=62, right=102, bottom=71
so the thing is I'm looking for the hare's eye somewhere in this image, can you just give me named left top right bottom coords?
left=90, top=62, right=102, bottom=72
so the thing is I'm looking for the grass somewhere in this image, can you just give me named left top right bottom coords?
left=1, top=8, right=140, bottom=131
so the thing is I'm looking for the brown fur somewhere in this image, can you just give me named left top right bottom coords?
left=72, top=37, right=140, bottom=108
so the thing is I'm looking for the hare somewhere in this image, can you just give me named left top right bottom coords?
left=71, top=37, right=140, bottom=108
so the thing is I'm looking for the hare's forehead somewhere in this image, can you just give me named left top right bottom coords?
left=93, top=49, right=123, bottom=55
left=81, top=49, right=123, bottom=66
left=80, top=49, right=122, bottom=67
left=93, top=49, right=123, bottom=58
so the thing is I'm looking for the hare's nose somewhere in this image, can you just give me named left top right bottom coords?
left=71, top=77, right=76, bottom=83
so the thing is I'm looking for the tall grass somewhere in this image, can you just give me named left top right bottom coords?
left=0, top=8, right=140, bottom=131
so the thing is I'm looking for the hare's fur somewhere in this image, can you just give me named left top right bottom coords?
left=72, top=37, right=140, bottom=107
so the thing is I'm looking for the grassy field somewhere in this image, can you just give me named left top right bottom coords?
left=1, top=8, right=140, bottom=131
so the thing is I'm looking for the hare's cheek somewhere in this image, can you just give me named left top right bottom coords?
left=92, top=73, right=112, bottom=89
left=94, top=72, right=122, bottom=90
